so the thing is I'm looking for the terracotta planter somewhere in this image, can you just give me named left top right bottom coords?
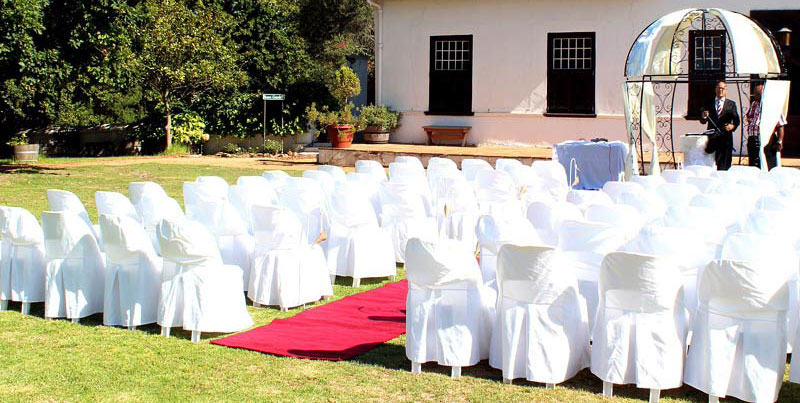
left=326, top=124, right=355, bottom=148
left=363, top=126, right=390, bottom=144
left=13, top=144, right=39, bottom=162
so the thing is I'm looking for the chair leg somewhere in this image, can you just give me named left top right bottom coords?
left=352, top=278, right=360, bottom=287
left=253, top=302, right=261, bottom=307
left=709, top=396, right=719, bottom=403
left=0, top=300, right=7, bottom=311
left=161, top=326, right=171, bottom=337
left=71, top=317, right=80, bottom=323
left=128, top=325, right=137, bottom=331
left=411, top=362, right=421, bottom=373
left=21, top=302, right=30, bottom=315
left=450, top=366, right=461, bottom=379
left=649, top=389, right=660, bottom=403
left=503, top=378, right=513, bottom=385
left=602, top=381, right=613, bottom=397
left=280, top=306, right=289, bottom=312
left=191, top=330, right=201, bottom=342
left=389, top=275, right=396, bottom=281
left=330, top=274, right=336, bottom=285
left=545, top=383, right=556, bottom=389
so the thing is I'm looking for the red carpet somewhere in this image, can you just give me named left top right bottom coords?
left=212, top=280, right=408, bottom=361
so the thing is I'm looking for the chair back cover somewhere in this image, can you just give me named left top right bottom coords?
left=405, top=238, right=482, bottom=288
left=129, top=181, right=168, bottom=207
left=616, top=190, right=667, bottom=223
left=661, top=206, right=727, bottom=245
left=329, top=181, right=379, bottom=227
left=157, top=218, right=221, bottom=264
left=0, top=206, right=44, bottom=246
left=686, top=176, right=722, bottom=193
left=41, top=211, right=98, bottom=260
left=379, top=181, right=431, bottom=221
left=624, top=225, right=712, bottom=271
left=389, top=162, right=426, bottom=183
left=601, top=181, right=644, bottom=202
left=228, top=184, right=278, bottom=233
left=302, top=170, right=336, bottom=200
left=279, top=177, right=329, bottom=244
left=629, top=174, right=666, bottom=191
left=195, top=176, right=229, bottom=197
left=355, top=160, right=388, bottom=182
left=318, top=165, right=347, bottom=182
left=656, top=183, right=700, bottom=206
left=526, top=201, right=583, bottom=247
left=96, top=191, right=140, bottom=223
left=461, top=158, right=493, bottom=182
left=585, top=204, right=642, bottom=240
left=261, top=170, right=291, bottom=188
left=495, top=158, right=523, bottom=174
left=427, top=157, right=457, bottom=171
left=99, top=214, right=156, bottom=262
left=183, top=182, right=248, bottom=236
left=600, top=251, right=683, bottom=314
left=475, top=170, right=517, bottom=203
left=684, top=165, right=715, bottom=178
left=47, top=189, right=93, bottom=229
left=0, top=206, right=46, bottom=303
left=251, top=204, right=304, bottom=250
left=394, top=155, right=425, bottom=171
left=566, top=189, right=613, bottom=213
left=346, top=172, right=383, bottom=216
left=661, top=169, right=695, bottom=184
left=497, top=244, right=571, bottom=304
left=557, top=219, right=625, bottom=255
left=476, top=214, right=541, bottom=255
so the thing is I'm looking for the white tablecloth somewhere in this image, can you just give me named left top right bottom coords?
left=553, top=141, right=628, bottom=190
left=680, top=134, right=716, bottom=168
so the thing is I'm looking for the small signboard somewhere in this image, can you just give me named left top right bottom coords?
left=262, top=93, right=285, bottom=101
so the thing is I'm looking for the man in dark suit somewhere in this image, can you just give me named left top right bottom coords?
left=699, top=79, right=740, bottom=170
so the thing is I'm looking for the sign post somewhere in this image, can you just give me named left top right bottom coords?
left=262, top=94, right=286, bottom=151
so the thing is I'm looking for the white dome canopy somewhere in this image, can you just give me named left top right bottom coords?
left=625, top=8, right=783, bottom=78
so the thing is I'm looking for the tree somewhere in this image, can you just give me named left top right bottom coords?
left=135, top=0, right=244, bottom=148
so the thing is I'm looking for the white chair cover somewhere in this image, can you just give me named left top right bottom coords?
left=394, top=155, right=425, bottom=171
left=302, top=170, right=336, bottom=202
left=685, top=233, right=797, bottom=403
left=355, top=160, right=388, bottom=182
left=129, top=181, right=168, bottom=211
left=157, top=218, right=253, bottom=333
left=591, top=252, right=687, bottom=390
left=378, top=182, right=438, bottom=263
left=684, top=165, right=715, bottom=178
left=434, top=175, right=479, bottom=249
left=661, top=169, right=695, bottom=184
left=262, top=170, right=291, bottom=189
left=96, top=191, right=140, bottom=223
left=99, top=214, right=162, bottom=327
left=656, top=183, right=700, bottom=207
left=461, top=158, right=493, bottom=182
left=138, top=193, right=185, bottom=253
left=661, top=206, right=727, bottom=246
left=47, top=189, right=99, bottom=242
left=228, top=183, right=278, bottom=235
left=346, top=172, right=383, bottom=218
left=557, top=220, right=627, bottom=331
left=566, top=189, right=613, bottom=214
left=495, top=158, right=523, bottom=174
left=690, top=193, right=745, bottom=231
left=526, top=201, right=583, bottom=247
left=427, top=157, right=457, bottom=171
left=405, top=237, right=495, bottom=368
left=195, top=176, right=229, bottom=196
left=629, top=174, right=666, bottom=192
left=616, top=190, right=667, bottom=224
left=279, top=177, right=330, bottom=246
left=318, top=165, right=347, bottom=182
left=585, top=204, right=643, bottom=241
left=601, top=181, right=644, bottom=203
left=248, top=205, right=333, bottom=309
left=0, top=207, right=46, bottom=304
left=326, top=182, right=396, bottom=282
left=475, top=170, right=522, bottom=217
left=686, top=176, right=722, bottom=193
left=183, top=182, right=254, bottom=289
left=41, top=211, right=105, bottom=319
left=531, top=160, right=569, bottom=202
left=236, top=175, right=271, bottom=188
left=475, top=213, right=541, bottom=286
left=490, top=245, right=590, bottom=383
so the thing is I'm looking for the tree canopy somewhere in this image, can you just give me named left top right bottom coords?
left=0, top=0, right=374, bottom=151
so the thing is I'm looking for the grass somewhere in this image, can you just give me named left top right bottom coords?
left=0, top=157, right=799, bottom=402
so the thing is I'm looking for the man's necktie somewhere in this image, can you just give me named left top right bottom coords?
left=716, top=101, right=723, bottom=117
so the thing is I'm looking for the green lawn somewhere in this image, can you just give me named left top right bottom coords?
left=0, top=158, right=798, bottom=402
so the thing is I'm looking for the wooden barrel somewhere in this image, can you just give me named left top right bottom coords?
left=13, top=144, right=39, bottom=162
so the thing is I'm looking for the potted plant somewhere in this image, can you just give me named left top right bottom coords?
left=306, top=65, right=363, bottom=148
left=360, top=105, right=400, bottom=144
left=6, top=133, right=39, bottom=162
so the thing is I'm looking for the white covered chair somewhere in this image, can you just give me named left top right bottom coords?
left=434, top=175, right=479, bottom=249
left=137, top=192, right=185, bottom=253
left=394, top=155, right=425, bottom=171
left=566, top=189, right=613, bottom=214
left=183, top=181, right=254, bottom=290
left=531, top=160, right=569, bottom=202
left=475, top=170, right=522, bottom=217
left=684, top=165, right=715, bottom=178
left=248, top=205, right=333, bottom=310
left=326, top=182, right=396, bottom=287
left=661, top=206, right=727, bottom=247
left=41, top=211, right=106, bottom=322
left=261, top=170, right=291, bottom=188
left=475, top=214, right=541, bottom=286
left=585, top=204, right=643, bottom=242
left=656, top=183, right=700, bottom=207
left=0, top=207, right=46, bottom=314
left=629, top=174, right=666, bottom=192
left=129, top=181, right=168, bottom=209
left=686, top=176, right=722, bottom=193
left=317, top=164, right=347, bottom=182
left=96, top=191, right=140, bottom=223
left=526, top=201, right=583, bottom=247
left=557, top=220, right=627, bottom=331
left=195, top=176, right=229, bottom=197
left=601, top=181, right=644, bottom=203
left=379, top=181, right=438, bottom=263
left=684, top=233, right=797, bottom=403
left=592, top=251, right=687, bottom=401
left=617, top=190, right=668, bottom=224
left=490, top=244, right=590, bottom=386
left=99, top=214, right=162, bottom=328
left=495, top=158, right=523, bottom=174
left=405, top=237, right=495, bottom=378
left=346, top=172, right=383, bottom=218
left=427, top=157, right=457, bottom=171
left=228, top=182, right=279, bottom=235
left=661, top=169, right=695, bottom=184
left=279, top=177, right=330, bottom=246
left=355, top=159, right=388, bottom=182
left=47, top=189, right=100, bottom=242
left=157, top=218, right=253, bottom=341
left=302, top=170, right=336, bottom=202
left=461, top=158, right=493, bottom=182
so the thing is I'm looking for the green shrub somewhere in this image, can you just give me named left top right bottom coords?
left=160, top=142, right=191, bottom=156
left=222, top=143, right=243, bottom=154
left=264, top=139, right=282, bottom=155
left=172, top=112, right=209, bottom=145
left=360, top=105, right=400, bottom=131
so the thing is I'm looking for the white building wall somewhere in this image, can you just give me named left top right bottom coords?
left=379, top=0, right=796, bottom=149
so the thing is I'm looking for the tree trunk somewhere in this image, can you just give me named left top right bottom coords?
left=163, top=94, right=172, bottom=149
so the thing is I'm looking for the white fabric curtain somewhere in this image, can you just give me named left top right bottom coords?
left=622, top=82, right=659, bottom=177
left=759, top=80, right=791, bottom=170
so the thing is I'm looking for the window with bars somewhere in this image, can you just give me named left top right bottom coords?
left=547, top=32, right=596, bottom=115
left=687, top=30, right=727, bottom=118
left=428, top=35, right=473, bottom=115
left=693, top=35, right=723, bottom=71
left=434, top=40, right=471, bottom=71
left=552, top=37, right=593, bottom=70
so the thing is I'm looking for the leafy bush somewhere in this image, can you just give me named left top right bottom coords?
left=160, top=142, right=191, bottom=156
left=172, top=112, right=209, bottom=145
left=306, top=102, right=365, bottom=135
left=222, top=143, right=243, bottom=154
left=327, top=65, right=361, bottom=107
left=360, top=105, right=400, bottom=131
left=6, top=133, right=29, bottom=146
left=264, top=139, right=283, bottom=155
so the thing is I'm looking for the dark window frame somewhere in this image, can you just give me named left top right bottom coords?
left=426, top=34, right=474, bottom=116
left=686, top=29, right=727, bottom=119
left=546, top=32, right=596, bottom=117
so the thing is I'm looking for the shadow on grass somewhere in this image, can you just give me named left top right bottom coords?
left=0, top=163, right=63, bottom=175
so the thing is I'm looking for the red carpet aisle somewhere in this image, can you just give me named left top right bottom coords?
left=212, top=280, right=408, bottom=361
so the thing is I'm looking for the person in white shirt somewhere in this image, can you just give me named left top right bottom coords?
left=746, top=81, right=787, bottom=170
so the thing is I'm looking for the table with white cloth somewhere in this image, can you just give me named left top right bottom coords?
left=681, top=133, right=716, bottom=168
left=553, top=141, right=628, bottom=190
